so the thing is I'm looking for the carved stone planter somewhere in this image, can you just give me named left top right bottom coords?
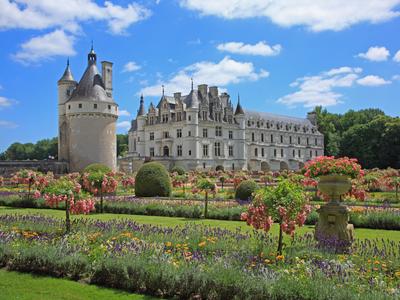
left=315, top=175, right=354, bottom=252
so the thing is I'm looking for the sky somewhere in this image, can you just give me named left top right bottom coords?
left=0, top=0, right=400, bottom=152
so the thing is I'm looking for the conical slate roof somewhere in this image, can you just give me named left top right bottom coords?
left=234, top=98, right=244, bottom=115
left=58, top=61, right=75, bottom=82
left=137, top=94, right=145, bottom=116
left=67, top=62, right=113, bottom=103
left=184, top=89, right=199, bottom=109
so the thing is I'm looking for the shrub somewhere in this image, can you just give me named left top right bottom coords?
left=82, top=163, right=111, bottom=174
left=216, top=165, right=224, bottom=171
left=171, top=166, right=186, bottom=175
left=135, top=162, right=172, bottom=197
left=235, top=180, right=259, bottom=201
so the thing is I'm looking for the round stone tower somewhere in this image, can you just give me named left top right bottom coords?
left=60, top=46, right=118, bottom=172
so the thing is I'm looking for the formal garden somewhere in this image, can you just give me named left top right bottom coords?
left=0, top=158, right=399, bottom=299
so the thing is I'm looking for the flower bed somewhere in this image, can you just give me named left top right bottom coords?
left=0, top=214, right=399, bottom=299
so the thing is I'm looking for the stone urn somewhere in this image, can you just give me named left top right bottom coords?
left=315, top=174, right=354, bottom=251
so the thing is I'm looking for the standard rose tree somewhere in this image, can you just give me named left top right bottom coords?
left=35, top=176, right=95, bottom=233
left=241, top=180, right=311, bottom=255
left=197, top=178, right=217, bottom=219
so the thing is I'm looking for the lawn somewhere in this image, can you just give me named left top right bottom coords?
left=0, top=269, right=156, bottom=300
left=1, top=206, right=399, bottom=242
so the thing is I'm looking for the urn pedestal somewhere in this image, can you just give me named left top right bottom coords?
left=315, top=175, right=354, bottom=252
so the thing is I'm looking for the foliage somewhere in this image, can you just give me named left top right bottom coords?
left=235, top=179, right=259, bottom=200
left=135, top=162, right=172, bottom=197
left=0, top=138, right=58, bottom=161
left=304, top=156, right=364, bottom=179
left=170, top=166, right=185, bottom=175
left=117, top=134, right=129, bottom=157
left=82, top=163, right=112, bottom=174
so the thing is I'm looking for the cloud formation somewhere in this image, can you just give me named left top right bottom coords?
left=0, top=0, right=151, bottom=34
left=394, top=50, right=400, bottom=62
left=277, top=67, right=362, bottom=108
left=0, top=96, right=14, bottom=108
left=357, top=46, right=390, bottom=61
left=217, top=41, right=281, bottom=56
left=0, top=120, right=18, bottom=128
left=122, top=61, right=141, bottom=72
left=140, top=56, right=269, bottom=97
left=118, top=110, right=131, bottom=117
left=13, top=30, right=76, bottom=64
left=179, top=0, right=400, bottom=31
left=117, top=121, right=131, bottom=130
left=357, top=75, right=391, bottom=86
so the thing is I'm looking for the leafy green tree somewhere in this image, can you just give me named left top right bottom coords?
left=117, top=134, right=129, bottom=157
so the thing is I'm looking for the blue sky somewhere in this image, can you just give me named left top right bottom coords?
left=1, top=0, right=400, bottom=151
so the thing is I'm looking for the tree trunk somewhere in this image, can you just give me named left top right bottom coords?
left=65, top=198, right=71, bottom=234
left=27, top=181, right=32, bottom=201
left=100, top=191, right=104, bottom=213
left=396, top=185, right=398, bottom=201
left=277, top=223, right=283, bottom=255
left=204, top=191, right=208, bottom=219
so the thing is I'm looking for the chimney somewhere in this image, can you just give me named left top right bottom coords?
left=307, top=111, right=317, bottom=126
left=174, top=92, right=181, bottom=101
left=101, top=61, right=113, bottom=97
left=197, top=84, right=208, bottom=98
left=209, top=86, right=218, bottom=98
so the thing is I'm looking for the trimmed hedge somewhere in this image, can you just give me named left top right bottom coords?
left=135, top=162, right=172, bottom=197
left=170, top=166, right=186, bottom=175
left=235, top=180, right=259, bottom=201
left=82, top=163, right=111, bottom=174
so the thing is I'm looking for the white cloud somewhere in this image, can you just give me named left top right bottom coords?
left=140, top=56, right=269, bottom=97
left=0, top=96, right=14, bottom=108
left=394, top=50, right=400, bottom=62
left=277, top=67, right=361, bottom=108
left=118, top=110, right=131, bottom=117
left=0, top=0, right=151, bottom=35
left=179, top=0, right=400, bottom=32
left=0, top=120, right=18, bottom=128
left=357, top=46, right=390, bottom=61
left=392, top=74, right=400, bottom=80
left=117, top=121, right=131, bottom=130
left=13, top=30, right=76, bottom=64
left=217, top=41, right=282, bottom=56
left=357, top=75, right=391, bottom=86
left=122, top=61, right=141, bottom=72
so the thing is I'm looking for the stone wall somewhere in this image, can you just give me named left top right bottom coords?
left=0, top=161, right=68, bottom=177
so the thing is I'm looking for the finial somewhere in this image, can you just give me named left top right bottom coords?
left=162, top=85, right=165, bottom=97
left=238, top=93, right=240, bottom=104
left=91, top=40, right=94, bottom=51
left=67, top=58, right=70, bottom=66
left=191, top=77, right=194, bottom=91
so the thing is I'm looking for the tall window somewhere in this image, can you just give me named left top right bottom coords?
left=280, top=135, right=283, bottom=143
left=281, top=149, right=284, bottom=157
left=310, top=150, right=312, bottom=157
left=315, top=138, right=318, bottom=145
left=289, top=136, right=292, bottom=144
left=252, top=132, right=255, bottom=142
left=293, top=149, right=295, bottom=157
left=215, top=126, right=222, bottom=137
left=162, top=114, right=169, bottom=123
left=298, top=137, right=301, bottom=144
left=214, top=142, right=221, bottom=157
left=307, top=137, right=310, bottom=145
left=150, top=147, right=154, bottom=157
left=202, top=111, right=207, bottom=120
left=163, top=131, right=169, bottom=138
left=315, top=150, right=318, bottom=156
left=255, top=148, right=258, bottom=157
left=261, top=133, right=264, bottom=142
left=298, top=149, right=301, bottom=157
left=149, top=132, right=154, bottom=140
left=274, top=149, right=277, bottom=157
left=203, top=144, right=209, bottom=157
left=176, top=112, right=182, bottom=121
left=203, top=128, right=208, bottom=138
left=229, top=131, right=233, bottom=139
left=271, top=134, right=274, bottom=143
left=177, top=129, right=182, bottom=138
left=188, top=131, right=191, bottom=137
left=228, top=145, right=233, bottom=157
left=261, top=148, right=265, bottom=157
left=177, top=145, right=182, bottom=156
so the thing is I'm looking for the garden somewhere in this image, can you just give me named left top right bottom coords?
left=0, top=158, right=399, bottom=299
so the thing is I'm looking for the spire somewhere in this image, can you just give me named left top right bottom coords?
left=58, top=59, right=75, bottom=82
left=88, top=41, right=96, bottom=65
left=162, top=85, right=165, bottom=97
left=234, top=93, right=244, bottom=115
left=137, top=94, right=145, bottom=116
left=191, top=77, right=194, bottom=91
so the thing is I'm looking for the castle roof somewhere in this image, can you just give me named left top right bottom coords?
left=58, top=60, right=75, bottom=82
left=245, top=110, right=313, bottom=126
left=67, top=62, right=113, bottom=103
left=184, top=89, right=199, bottom=109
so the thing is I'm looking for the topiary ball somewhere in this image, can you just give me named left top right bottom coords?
left=235, top=179, right=259, bottom=201
left=83, top=163, right=111, bottom=174
left=135, top=162, right=172, bottom=197
left=171, top=166, right=186, bottom=175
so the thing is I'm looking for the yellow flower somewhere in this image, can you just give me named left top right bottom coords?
left=264, top=259, right=271, bottom=264
left=374, top=260, right=380, bottom=265
left=165, top=242, right=172, bottom=247
left=198, top=241, right=206, bottom=247
left=394, top=271, right=400, bottom=278
left=276, top=255, right=284, bottom=261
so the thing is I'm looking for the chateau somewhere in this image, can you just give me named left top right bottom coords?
left=57, top=47, right=118, bottom=172
left=125, top=84, right=324, bottom=172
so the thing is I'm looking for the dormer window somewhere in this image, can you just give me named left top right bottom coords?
left=94, top=104, right=97, bottom=109
left=78, top=103, right=82, bottom=108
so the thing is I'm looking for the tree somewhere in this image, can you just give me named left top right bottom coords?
left=197, top=178, right=216, bottom=219
left=241, top=180, right=311, bottom=255
left=117, top=134, right=129, bottom=157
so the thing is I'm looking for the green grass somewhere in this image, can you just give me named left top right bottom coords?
left=0, top=269, right=156, bottom=300
left=1, top=206, right=399, bottom=242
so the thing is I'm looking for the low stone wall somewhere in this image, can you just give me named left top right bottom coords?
left=0, top=161, right=68, bottom=177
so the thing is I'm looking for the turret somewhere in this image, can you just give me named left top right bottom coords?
left=307, top=111, right=317, bottom=126
left=57, top=59, right=77, bottom=105
left=102, top=61, right=113, bottom=97
left=234, top=94, right=245, bottom=116
left=137, top=94, right=145, bottom=116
